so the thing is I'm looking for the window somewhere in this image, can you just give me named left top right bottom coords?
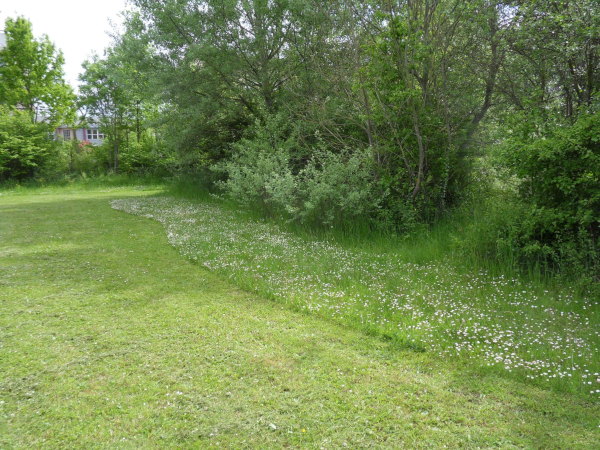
left=88, top=129, right=104, bottom=140
left=62, top=129, right=71, bottom=140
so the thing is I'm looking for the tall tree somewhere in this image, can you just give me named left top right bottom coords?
left=0, top=17, right=75, bottom=125
left=122, top=0, right=332, bottom=162
left=496, top=0, right=600, bottom=120
left=79, top=54, right=133, bottom=173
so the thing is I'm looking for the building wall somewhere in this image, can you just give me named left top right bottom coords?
left=86, top=127, right=105, bottom=146
left=55, top=126, right=104, bottom=146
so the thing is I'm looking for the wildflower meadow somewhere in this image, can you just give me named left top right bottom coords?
left=112, top=197, right=600, bottom=398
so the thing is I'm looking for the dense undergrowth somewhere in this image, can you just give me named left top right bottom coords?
left=167, top=173, right=599, bottom=292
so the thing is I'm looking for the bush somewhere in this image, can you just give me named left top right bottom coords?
left=491, top=111, right=600, bottom=277
left=118, top=130, right=174, bottom=175
left=58, top=139, right=102, bottom=177
left=214, top=115, right=383, bottom=227
left=213, top=115, right=297, bottom=217
left=298, top=147, right=380, bottom=226
left=86, top=130, right=175, bottom=176
left=0, top=106, right=61, bottom=181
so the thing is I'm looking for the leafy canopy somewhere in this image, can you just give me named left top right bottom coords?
left=0, top=16, right=75, bottom=125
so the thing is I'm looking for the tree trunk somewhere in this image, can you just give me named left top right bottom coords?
left=114, top=140, right=119, bottom=174
left=136, top=100, right=141, bottom=143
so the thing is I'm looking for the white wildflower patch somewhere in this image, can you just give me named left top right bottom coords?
left=111, top=197, right=600, bottom=396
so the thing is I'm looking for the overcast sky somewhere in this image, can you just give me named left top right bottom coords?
left=1, top=0, right=128, bottom=90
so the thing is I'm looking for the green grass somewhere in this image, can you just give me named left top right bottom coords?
left=0, top=173, right=167, bottom=196
left=1, top=186, right=600, bottom=449
left=113, top=195, right=600, bottom=398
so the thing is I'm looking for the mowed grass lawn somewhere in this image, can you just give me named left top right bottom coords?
left=1, top=188, right=599, bottom=449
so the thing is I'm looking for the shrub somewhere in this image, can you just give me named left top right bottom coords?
left=215, top=115, right=383, bottom=227
left=0, top=106, right=60, bottom=181
left=214, top=115, right=298, bottom=217
left=86, top=130, right=174, bottom=176
left=492, top=111, right=600, bottom=277
left=298, top=147, right=380, bottom=226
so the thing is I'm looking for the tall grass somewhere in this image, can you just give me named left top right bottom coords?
left=166, top=174, right=560, bottom=287
left=168, top=173, right=597, bottom=306
left=9, top=173, right=596, bottom=397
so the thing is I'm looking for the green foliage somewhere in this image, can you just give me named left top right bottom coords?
left=56, top=139, right=103, bottom=177
left=0, top=16, right=74, bottom=182
left=78, top=37, right=162, bottom=175
left=45, top=129, right=171, bottom=179
left=81, top=130, right=172, bottom=176
left=298, top=146, right=379, bottom=226
left=214, top=115, right=299, bottom=217
left=71, top=141, right=100, bottom=175
left=0, top=16, right=75, bottom=125
left=355, top=0, right=476, bottom=224
left=215, top=115, right=381, bottom=226
left=485, top=111, right=600, bottom=277
left=116, top=130, right=174, bottom=175
left=105, top=0, right=600, bottom=281
left=121, top=0, right=320, bottom=168
left=0, top=106, right=60, bottom=181
left=503, top=0, right=600, bottom=116
left=122, top=0, right=487, bottom=227
left=78, top=56, right=129, bottom=173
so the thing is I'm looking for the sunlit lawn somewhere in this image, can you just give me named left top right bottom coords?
left=1, top=187, right=599, bottom=449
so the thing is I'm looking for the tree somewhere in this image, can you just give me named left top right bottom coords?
left=122, top=0, right=334, bottom=164
left=132, top=0, right=307, bottom=114
left=0, top=106, right=60, bottom=180
left=0, top=17, right=75, bottom=125
left=79, top=54, right=134, bottom=173
left=502, top=0, right=600, bottom=118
